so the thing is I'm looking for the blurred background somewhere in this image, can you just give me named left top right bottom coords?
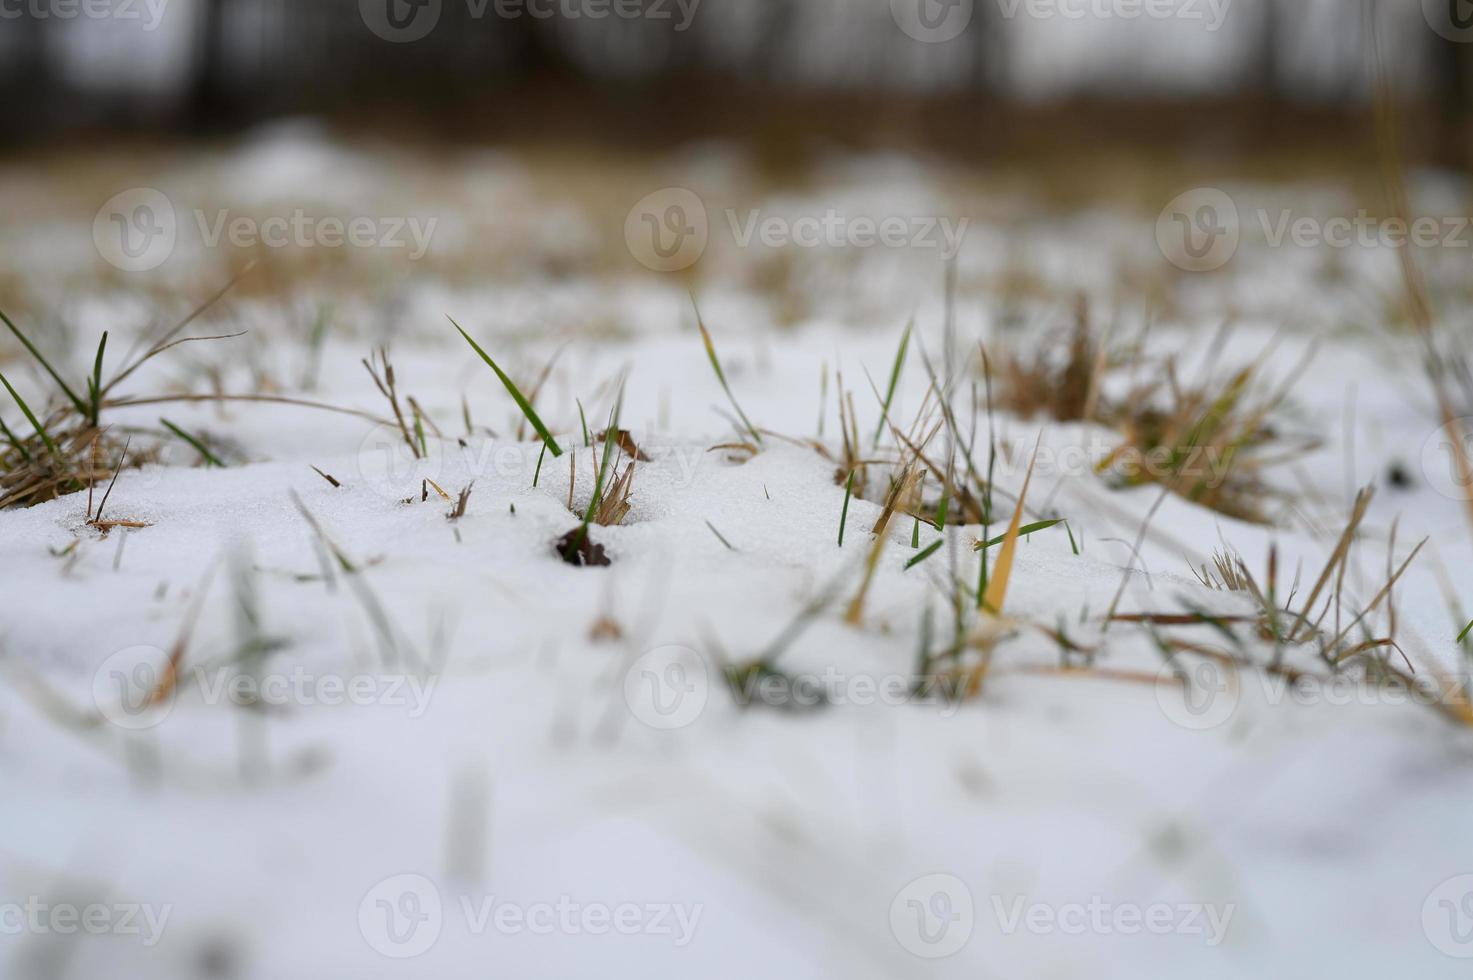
left=1, top=0, right=1467, bottom=164
left=3, top=1, right=1471, bottom=352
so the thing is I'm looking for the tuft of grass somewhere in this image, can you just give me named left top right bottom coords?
left=1097, top=349, right=1315, bottom=524
left=451, top=317, right=562, bottom=458
left=994, top=295, right=1100, bottom=423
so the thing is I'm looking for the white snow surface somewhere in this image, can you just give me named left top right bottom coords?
left=2, top=136, right=1473, bottom=979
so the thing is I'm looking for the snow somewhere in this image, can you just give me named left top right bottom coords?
left=2, top=135, right=1472, bottom=978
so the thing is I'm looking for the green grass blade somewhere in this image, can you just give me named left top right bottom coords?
left=1458, top=618, right=1473, bottom=645
left=872, top=317, right=912, bottom=447
left=160, top=417, right=224, bottom=467
left=450, top=317, right=562, bottom=458
left=905, top=539, right=944, bottom=570
left=0, top=371, right=61, bottom=458
left=693, top=299, right=761, bottom=444
left=0, top=415, right=33, bottom=463
left=0, top=309, right=87, bottom=417
left=837, top=469, right=855, bottom=547
left=88, top=331, right=108, bottom=425
left=971, top=518, right=1066, bottom=552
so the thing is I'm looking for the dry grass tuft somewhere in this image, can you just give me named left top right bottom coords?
left=995, top=294, right=1103, bottom=423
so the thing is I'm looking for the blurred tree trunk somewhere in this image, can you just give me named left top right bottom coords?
left=1430, top=2, right=1473, bottom=169
left=5, top=7, right=52, bottom=137
left=971, top=0, right=1005, bottom=95
left=188, top=0, right=234, bottom=129
left=1251, top=0, right=1282, bottom=101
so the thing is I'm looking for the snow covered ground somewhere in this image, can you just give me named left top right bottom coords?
left=2, top=126, right=1473, bottom=978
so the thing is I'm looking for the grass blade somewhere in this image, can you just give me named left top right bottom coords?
left=87, top=330, right=108, bottom=425
left=837, top=469, right=855, bottom=547
left=872, top=316, right=913, bottom=447
left=693, top=299, right=761, bottom=444
left=0, top=371, right=61, bottom=458
left=971, top=519, right=1065, bottom=552
left=0, top=309, right=87, bottom=417
left=981, top=437, right=1041, bottom=616
left=160, top=417, right=224, bottom=467
left=450, top=317, right=562, bottom=458
left=705, top=520, right=736, bottom=551
left=906, top=539, right=944, bottom=570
